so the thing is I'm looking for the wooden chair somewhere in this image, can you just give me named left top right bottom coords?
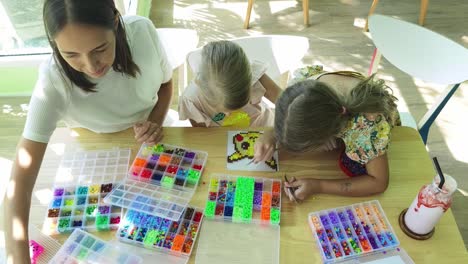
left=244, top=0, right=309, bottom=29
left=364, top=0, right=429, bottom=31
left=368, top=14, right=468, bottom=144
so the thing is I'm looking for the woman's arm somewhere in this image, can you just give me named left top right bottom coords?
left=259, top=74, right=282, bottom=104
left=284, top=154, right=389, bottom=200
left=134, top=79, right=173, bottom=145
left=4, top=138, right=48, bottom=264
left=147, top=79, right=173, bottom=125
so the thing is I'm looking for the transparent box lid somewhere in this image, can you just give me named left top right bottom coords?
left=105, top=143, right=208, bottom=221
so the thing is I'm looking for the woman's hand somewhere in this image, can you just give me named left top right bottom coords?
left=133, top=121, right=163, bottom=145
left=253, top=129, right=276, bottom=163
left=284, top=177, right=321, bottom=202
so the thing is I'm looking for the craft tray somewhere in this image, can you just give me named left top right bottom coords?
left=50, top=229, right=142, bottom=264
left=105, top=143, right=208, bottom=221
left=308, top=200, right=399, bottom=263
left=204, top=174, right=282, bottom=225
left=117, top=206, right=204, bottom=257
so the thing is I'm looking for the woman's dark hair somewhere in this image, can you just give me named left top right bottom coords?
left=43, top=0, right=140, bottom=92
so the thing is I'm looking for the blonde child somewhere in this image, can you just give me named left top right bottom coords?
left=178, top=40, right=282, bottom=127
left=254, top=71, right=399, bottom=201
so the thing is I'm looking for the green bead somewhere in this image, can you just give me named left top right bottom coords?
left=205, top=201, right=216, bottom=217
left=77, top=248, right=88, bottom=260
left=144, top=230, right=158, bottom=247
left=96, top=215, right=109, bottom=230
left=86, top=206, right=97, bottom=216
left=270, top=208, right=280, bottom=224
left=153, top=144, right=165, bottom=153
left=187, top=169, right=200, bottom=185
left=161, top=176, right=175, bottom=188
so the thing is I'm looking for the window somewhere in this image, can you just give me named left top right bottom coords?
left=0, top=0, right=50, bottom=56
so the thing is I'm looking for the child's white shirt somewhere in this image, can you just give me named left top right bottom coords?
left=178, top=61, right=275, bottom=127
left=23, top=15, right=172, bottom=143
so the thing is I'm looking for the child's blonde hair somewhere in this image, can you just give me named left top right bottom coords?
left=275, top=75, right=398, bottom=151
left=198, top=40, right=252, bottom=110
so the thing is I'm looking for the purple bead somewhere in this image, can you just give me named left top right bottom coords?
left=328, top=212, right=339, bottom=224
left=98, top=206, right=110, bottom=214
left=253, top=191, right=262, bottom=205
left=338, top=211, right=347, bottom=222
left=320, top=215, right=330, bottom=226
left=54, top=188, right=64, bottom=196
left=254, top=182, right=263, bottom=191
left=346, top=209, right=355, bottom=221
left=367, top=234, right=380, bottom=249
left=184, top=152, right=196, bottom=159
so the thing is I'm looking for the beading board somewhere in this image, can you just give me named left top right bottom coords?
left=204, top=174, right=282, bottom=225
left=50, top=229, right=142, bottom=264
left=117, top=206, right=204, bottom=258
left=308, top=200, right=400, bottom=263
left=226, top=131, right=279, bottom=172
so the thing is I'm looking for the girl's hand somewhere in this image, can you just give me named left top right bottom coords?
left=253, top=129, right=276, bottom=163
left=284, top=177, right=320, bottom=202
left=133, top=121, right=163, bottom=145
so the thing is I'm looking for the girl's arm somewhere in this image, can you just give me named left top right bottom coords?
left=259, top=74, right=282, bottom=104
left=4, top=138, right=48, bottom=263
left=285, top=154, right=389, bottom=200
left=189, top=119, right=207, bottom=127
left=134, top=80, right=173, bottom=145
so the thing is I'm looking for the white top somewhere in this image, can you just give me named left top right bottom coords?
left=23, top=16, right=172, bottom=143
left=178, top=61, right=275, bottom=127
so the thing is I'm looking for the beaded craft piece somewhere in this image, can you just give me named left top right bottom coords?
left=227, top=131, right=278, bottom=172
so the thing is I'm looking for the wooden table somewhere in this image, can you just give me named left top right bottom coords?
left=25, top=126, right=468, bottom=263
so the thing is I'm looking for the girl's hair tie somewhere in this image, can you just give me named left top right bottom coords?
left=341, top=106, right=347, bottom=115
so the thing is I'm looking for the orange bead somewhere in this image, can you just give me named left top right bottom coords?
left=171, top=235, right=185, bottom=252
left=262, top=193, right=271, bottom=208
left=133, top=158, right=146, bottom=167
left=261, top=207, right=270, bottom=220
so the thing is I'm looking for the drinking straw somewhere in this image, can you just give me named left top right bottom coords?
left=432, top=157, right=445, bottom=189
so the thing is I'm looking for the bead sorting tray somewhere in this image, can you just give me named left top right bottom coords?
left=50, top=229, right=142, bottom=264
left=55, top=148, right=131, bottom=185
left=104, top=178, right=194, bottom=221
left=204, top=174, right=282, bottom=225
left=45, top=148, right=130, bottom=234
left=45, top=183, right=122, bottom=234
left=129, top=143, right=207, bottom=190
left=308, top=200, right=399, bottom=263
left=105, top=143, right=208, bottom=221
left=117, top=206, right=204, bottom=258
